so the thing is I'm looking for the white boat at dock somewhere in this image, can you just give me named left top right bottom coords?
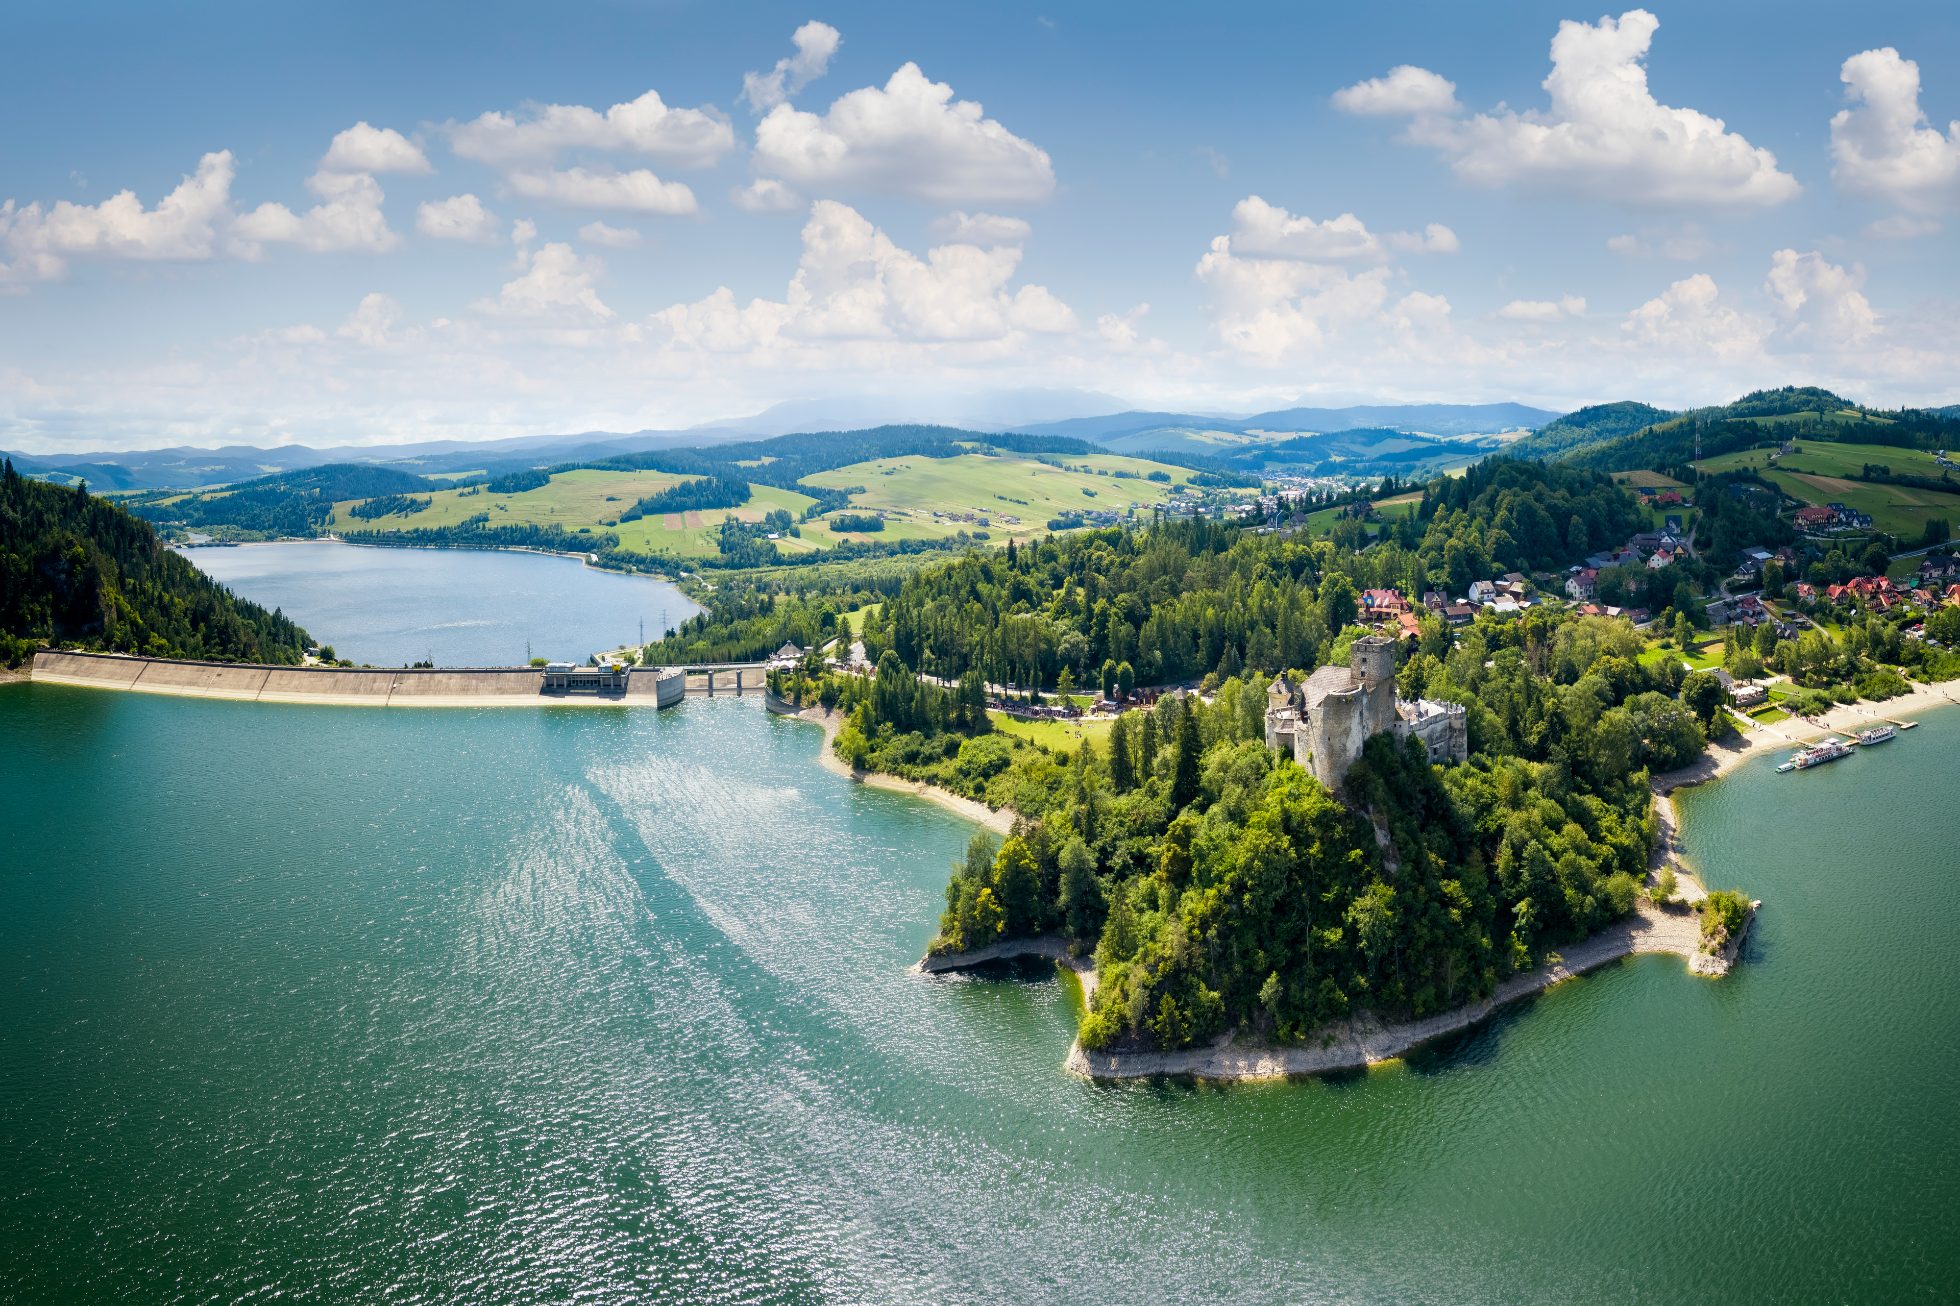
left=1783, top=737, right=1853, bottom=772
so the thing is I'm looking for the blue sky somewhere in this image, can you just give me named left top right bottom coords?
left=3, top=0, right=1958, bottom=450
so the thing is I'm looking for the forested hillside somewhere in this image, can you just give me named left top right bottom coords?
left=1545, top=389, right=1960, bottom=473
left=131, top=464, right=438, bottom=537
left=1509, top=402, right=1674, bottom=460
left=0, top=461, right=311, bottom=665
left=755, top=470, right=1701, bottom=1054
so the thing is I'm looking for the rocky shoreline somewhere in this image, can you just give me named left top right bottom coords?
left=916, top=897, right=1749, bottom=1082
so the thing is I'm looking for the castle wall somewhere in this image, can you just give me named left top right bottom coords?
left=1266, top=636, right=1465, bottom=792
left=1302, top=686, right=1373, bottom=792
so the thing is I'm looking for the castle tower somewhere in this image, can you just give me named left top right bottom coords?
left=1351, top=635, right=1395, bottom=687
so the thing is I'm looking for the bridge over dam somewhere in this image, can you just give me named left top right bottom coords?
left=28, top=651, right=689, bottom=709
left=675, top=663, right=772, bottom=698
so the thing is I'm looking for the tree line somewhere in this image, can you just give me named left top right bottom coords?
left=1, top=462, right=312, bottom=666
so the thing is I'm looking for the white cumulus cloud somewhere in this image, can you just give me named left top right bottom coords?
left=1622, top=273, right=1764, bottom=361
left=1497, top=295, right=1586, bottom=321
left=505, top=166, right=697, bottom=215
left=731, top=178, right=804, bottom=214
left=320, top=122, right=430, bottom=175
left=1331, top=65, right=1460, bottom=118
left=752, top=62, right=1055, bottom=204
left=1219, top=197, right=1456, bottom=263
left=233, top=169, right=398, bottom=255
left=741, top=21, right=842, bottom=113
left=1831, top=47, right=1960, bottom=213
left=1765, top=249, right=1877, bottom=349
left=337, top=292, right=403, bottom=347
left=447, top=89, right=733, bottom=170
left=0, top=151, right=238, bottom=282
left=417, top=193, right=501, bottom=243
left=1336, top=9, right=1798, bottom=208
left=654, top=200, right=1073, bottom=354
left=474, top=241, right=613, bottom=319
left=579, top=221, right=643, bottom=248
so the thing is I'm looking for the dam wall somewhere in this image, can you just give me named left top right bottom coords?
left=29, top=651, right=686, bottom=709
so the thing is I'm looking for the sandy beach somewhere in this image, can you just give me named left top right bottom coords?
left=1653, top=678, right=1960, bottom=792
left=787, top=704, right=1016, bottom=835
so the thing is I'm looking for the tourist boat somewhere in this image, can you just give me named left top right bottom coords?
left=1786, top=737, right=1853, bottom=771
left=1855, top=725, right=1897, bottom=746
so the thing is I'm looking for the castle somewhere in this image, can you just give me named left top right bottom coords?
left=1264, top=635, right=1467, bottom=792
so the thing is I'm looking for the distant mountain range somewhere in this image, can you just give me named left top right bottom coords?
left=0, top=428, right=743, bottom=492
left=2, top=397, right=1561, bottom=491
left=1015, top=401, right=1558, bottom=451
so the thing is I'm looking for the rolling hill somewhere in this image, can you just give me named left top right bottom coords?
left=1539, top=388, right=1960, bottom=474
left=1507, top=402, right=1675, bottom=460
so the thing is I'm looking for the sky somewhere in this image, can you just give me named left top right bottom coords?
left=3, top=0, right=1959, bottom=451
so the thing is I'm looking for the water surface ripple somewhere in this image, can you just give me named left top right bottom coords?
left=2, top=687, right=1955, bottom=1302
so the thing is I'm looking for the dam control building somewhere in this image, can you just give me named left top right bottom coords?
left=1264, top=635, right=1467, bottom=792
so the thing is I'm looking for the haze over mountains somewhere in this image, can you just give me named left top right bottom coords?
left=14, top=387, right=1954, bottom=495
left=3, top=395, right=1562, bottom=492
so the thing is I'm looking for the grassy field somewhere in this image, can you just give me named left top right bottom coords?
left=988, top=712, right=1115, bottom=754
left=1692, top=439, right=1960, bottom=539
left=798, top=452, right=1194, bottom=547
left=835, top=602, right=883, bottom=637
left=1764, top=470, right=1960, bottom=539
left=331, top=467, right=819, bottom=558
left=1612, top=469, right=1688, bottom=489
left=328, top=448, right=1208, bottom=562
left=1640, top=638, right=1725, bottom=672
left=1697, top=439, right=1954, bottom=481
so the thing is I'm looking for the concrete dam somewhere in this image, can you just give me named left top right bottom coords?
left=29, top=651, right=689, bottom=708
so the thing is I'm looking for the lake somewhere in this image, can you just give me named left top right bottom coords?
left=183, top=542, right=699, bottom=666
left=1, top=686, right=1956, bottom=1303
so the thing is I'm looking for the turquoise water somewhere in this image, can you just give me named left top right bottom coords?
left=182, top=542, right=698, bottom=666
left=2, top=686, right=1956, bottom=1303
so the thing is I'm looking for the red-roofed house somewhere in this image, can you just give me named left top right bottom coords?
left=1795, top=505, right=1837, bottom=529
left=1362, top=588, right=1411, bottom=615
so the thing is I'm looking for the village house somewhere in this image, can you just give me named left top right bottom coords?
left=1827, top=502, right=1875, bottom=530
left=1566, top=568, right=1599, bottom=601
left=1361, top=587, right=1412, bottom=616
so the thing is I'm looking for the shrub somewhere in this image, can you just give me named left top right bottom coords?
left=1651, top=865, right=1678, bottom=905
left=1700, top=889, right=1751, bottom=946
